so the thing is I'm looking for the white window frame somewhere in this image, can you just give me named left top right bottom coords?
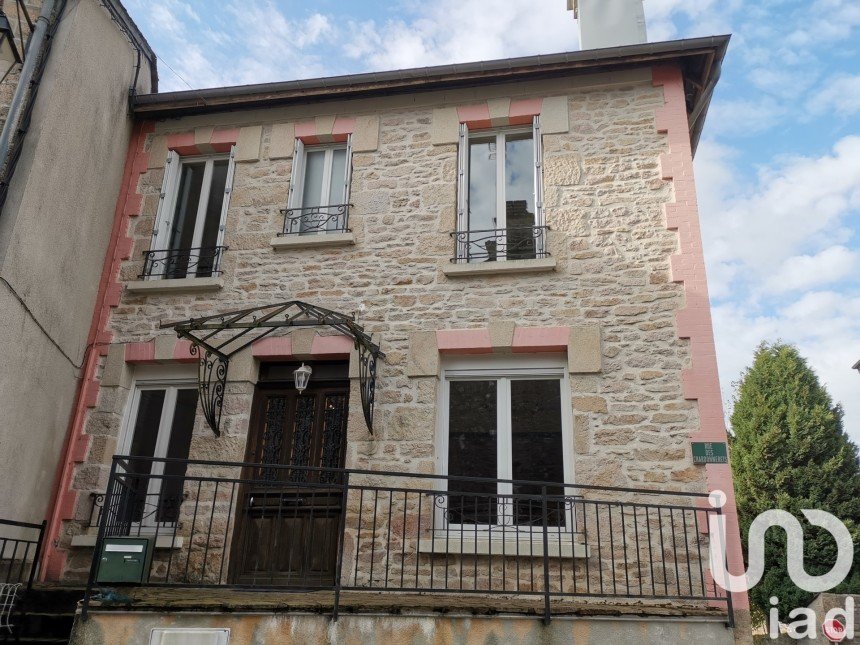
left=436, top=354, right=574, bottom=534
left=287, top=136, right=353, bottom=233
left=456, top=116, right=545, bottom=261
left=118, top=365, right=198, bottom=532
left=150, top=147, right=236, bottom=278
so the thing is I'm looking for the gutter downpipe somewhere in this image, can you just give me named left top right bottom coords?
left=0, top=0, right=57, bottom=179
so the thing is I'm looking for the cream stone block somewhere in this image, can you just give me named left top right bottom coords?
left=269, top=123, right=296, bottom=159
left=431, top=107, right=460, bottom=145
left=101, top=344, right=132, bottom=389
left=568, top=325, right=602, bottom=373
left=235, top=125, right=263, bottom=162
left=228, top=348, right=258, bottom=384
left=489, top=321, right=516, bottom=351
left=148, top=135, right=168, bottom=168
left=315, top=115, right=336, bottom=138
left=488, top=98, right=511, bottom=126
left=352, top=115, right=380, bottom=152
left=290, top=328, right=316, bottom=356
left=540, top=96, right=570, bottom=134
left=406, top=331, right=439, bottom=377
left=153, top=335, right=177, bottom=361
left=194, top=126, right=215, bottom=153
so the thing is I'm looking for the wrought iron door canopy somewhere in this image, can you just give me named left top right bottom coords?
left=161, top=301, right=384, bottom=436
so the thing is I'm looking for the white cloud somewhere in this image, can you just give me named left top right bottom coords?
left=764, top=246, right=860, bottom=294
left=810, top=74, right=860, bottom=117
left=343, top=1, right=578, bottom=71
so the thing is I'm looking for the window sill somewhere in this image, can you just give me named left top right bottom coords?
left=125, top=276, right=224, bottom=295
left=418, top=535, right=587, bottom=559
left=442, top=257, right=556, bottom=277
left=270, top=232, right=355, bottom=251
left=70, top=534, right=184, bottom=550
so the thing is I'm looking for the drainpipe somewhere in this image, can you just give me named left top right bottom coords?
left=0, top=0, right=57, bottom=177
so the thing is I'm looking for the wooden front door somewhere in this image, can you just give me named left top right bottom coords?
left=231, top=367, right=349, bottom=587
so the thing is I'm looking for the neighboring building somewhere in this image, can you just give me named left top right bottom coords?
left=13, top=4, right=750, bottom=645
left=0, top=0, right=155, bottom=533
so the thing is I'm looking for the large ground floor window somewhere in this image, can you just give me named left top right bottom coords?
left=118, top=368, right=198, bottom=528
left=439, top=356, right=573, bottom=528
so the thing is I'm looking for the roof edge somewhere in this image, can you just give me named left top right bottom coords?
left=134, top=35, right=729, bottom=120
left=100, top=0, right=159, bottom=92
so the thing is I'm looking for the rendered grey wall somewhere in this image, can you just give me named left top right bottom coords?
left=0, top=0, right=152, bottom=524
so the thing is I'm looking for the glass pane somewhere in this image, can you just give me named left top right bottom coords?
left=301, top=150, right=326, bottom=209
left=126, top=389, right=166, bottom=522
left=510, top=379, right=565, bottom=526
left=447, top=380, right=497, bottom=524
left=196, top=159, right=228, bottom=277
left=327, top=148, right=347, bottom=206
left=467, top=136, right=498, bottom=261
left=168, top=163, right=205, bottom=250
left=504, top=133, right=537, bottom=260
left=158, top=389, right=198, bottom=523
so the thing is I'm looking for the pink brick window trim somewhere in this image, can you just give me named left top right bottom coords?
left=124, top=340, right=198, bottom=364
left=512, top=326, right=569, bottom=353
left=457, top=98, right=544, bottom=130
left=251, top=335, right=354, bottom=359
left=166, top=127, right=239, bottom=155
left=295, top=117, right=357, bottom=145
left=436, top=326, right=569, bottom=355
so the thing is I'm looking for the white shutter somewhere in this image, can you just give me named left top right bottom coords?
left=343, top=133, right=353, bottom=205
left=150, top=628, right=230, bottom=645
left=287, top=138, right=304, bottom=210
left=456, top=122, right=468, bottom=232
left=151, top=150, right=180, bottom=251
left=532, top=115, right=544, bottom=226
left=215, top=145, right=237, bottom=247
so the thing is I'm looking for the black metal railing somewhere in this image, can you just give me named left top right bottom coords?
left=83, top=456, right=732, bottom=625
left=0, top=518, right=46, bottom=635
left=279, top=204, right=350, bottom=236
left=139, top=246, right=227, bottom=280
left=451, top=226, right=549, bottom=263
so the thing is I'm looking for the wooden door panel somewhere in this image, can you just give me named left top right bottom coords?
left=231, top=379, right=349, bottom=586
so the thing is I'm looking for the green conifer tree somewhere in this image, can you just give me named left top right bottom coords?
left=730, top=342, right=860, bottom=616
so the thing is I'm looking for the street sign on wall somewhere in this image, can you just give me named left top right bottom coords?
left=691, top=442, right=728, bottom=464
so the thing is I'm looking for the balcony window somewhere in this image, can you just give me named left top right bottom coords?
left=440, top=357, right=573, bottom=528
left=116, top=374, right=198, bottom=530
left=281, top=138, right=352, bottom=236
left=143, top=149, right=235, bottom=279
left=453, top=117, right=546, bottom=263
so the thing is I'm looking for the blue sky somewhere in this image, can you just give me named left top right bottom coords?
left=124, top=0, right=860, bottom=441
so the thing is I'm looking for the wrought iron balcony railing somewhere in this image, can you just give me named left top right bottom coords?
left=139, top=246, right=227, bottom=280
left=451, top=226, right=549, bottom=263
left=82, top=456, right=733, bottom=626
left=279, top=204, right=351, bottom=236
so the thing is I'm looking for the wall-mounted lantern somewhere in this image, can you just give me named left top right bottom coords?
left=294, top=363, right=313, bottom=393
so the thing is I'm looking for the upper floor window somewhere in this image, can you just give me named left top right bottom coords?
left=454, top=117, right=546, bottom=263
left=283, top=138, right=353, bottom=235
left=144, top=149, right=235, bottom=280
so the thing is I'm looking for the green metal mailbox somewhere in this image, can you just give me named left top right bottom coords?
left=96, top=537, right=153, bottom=584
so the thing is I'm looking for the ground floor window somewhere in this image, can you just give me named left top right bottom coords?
left=440, top=357, right=572, bottom=527
left=119, top=371, right=198, bottom=527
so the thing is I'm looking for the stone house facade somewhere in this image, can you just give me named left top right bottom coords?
left=41, top=34, right=750, bottom=644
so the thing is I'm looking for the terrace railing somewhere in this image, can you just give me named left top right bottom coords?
left=279, top=204, right=350, bottom=236
left=82, top=456, right=732, bottom=625
left=139, top=246, right=227, bottom=280
left=451, top=226, right=549, bottom=263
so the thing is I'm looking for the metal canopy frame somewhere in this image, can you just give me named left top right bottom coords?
left=161, top=301, right=384, bottom=436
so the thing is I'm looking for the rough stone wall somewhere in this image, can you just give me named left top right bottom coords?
left=58, top=71, right=711, bottom=598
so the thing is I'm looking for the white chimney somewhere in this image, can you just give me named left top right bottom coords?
left=569, top=0, right=648, bottom=50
